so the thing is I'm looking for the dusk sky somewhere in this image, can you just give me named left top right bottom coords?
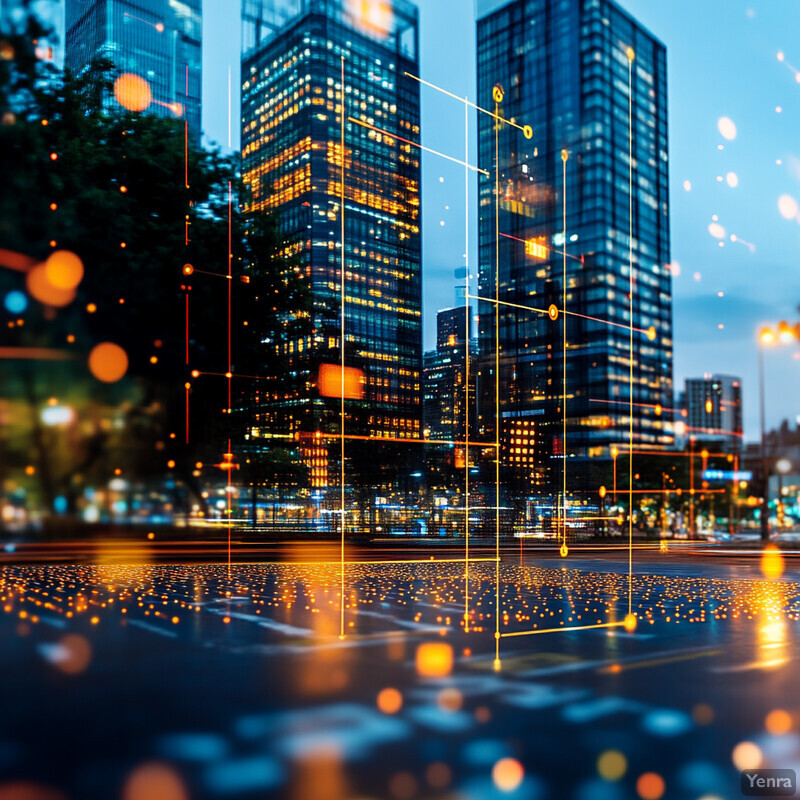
left=201, top=0, right=800, bottom=441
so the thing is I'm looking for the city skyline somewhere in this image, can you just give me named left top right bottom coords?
left=201, top=0, right=800, bottom=441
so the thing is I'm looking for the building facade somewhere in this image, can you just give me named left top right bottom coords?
left=241, top=0, right=422, bottom=469
left=682, top=375, right=743, bottom=452
left=65, top=0, right=202, bottom=140
left=476, top=0, right=673, bottom=511
left=423, top=306, right=475, bottom=442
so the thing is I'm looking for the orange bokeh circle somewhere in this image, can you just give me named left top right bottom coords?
left=88, top=342, right=129, bottom=383
left=44, top=250, right=83, bottom=290
left=114, top=74, right=152, bottom=112
left=26, top=263, right=76, bottom=307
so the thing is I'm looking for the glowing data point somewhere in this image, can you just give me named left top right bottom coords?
left=626, top=46, right=635, bottom=62
left=548, top=304, right=559, bottom=321
left=523, top=124, right=533, bottom=140
left=492, top=84, right=504, bottom=104
left=560, top=543, right=569, bottom=558
left=624, top=613, right=637, bottom=632
left=561, top=148, right=569, bottom=162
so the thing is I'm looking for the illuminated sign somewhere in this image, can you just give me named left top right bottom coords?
left=525, top=236, right=548, bottom=260
left=702, top=470, right=752, bottom=482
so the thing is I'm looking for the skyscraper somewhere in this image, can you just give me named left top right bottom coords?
left=683, top=375, right=743, bottom=453
left=476, top=0, right=673, bottom=511
left=241, top=0, right=422, bottom=476
left=423, top=306, right=475, bottom=442
left=65, top=0, right=202, bottom=141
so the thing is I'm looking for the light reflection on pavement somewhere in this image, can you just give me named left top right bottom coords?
left=0, top=556, right=799, bottom=799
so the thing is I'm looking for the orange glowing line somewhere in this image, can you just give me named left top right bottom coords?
left=0, top=249, right=36, bottom=272
left=123, top=12, right=162, bottom=30
left=0, top=347, right=73, bottom=360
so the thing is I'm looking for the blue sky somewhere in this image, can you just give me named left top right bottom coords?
left=202, top=0, right=800, bottom=441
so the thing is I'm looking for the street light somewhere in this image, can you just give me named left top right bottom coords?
left=757, top=322, right=798, bottom=541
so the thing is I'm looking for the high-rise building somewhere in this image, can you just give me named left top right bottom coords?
left=65, top=0, right=202, bottom=141
left=682, top=375, right=743, bottom=452
left=241, top=0, right=422, bottom=468
left=423, top=306, right=475, bottom=442
left=476, top=0, right=673, bottom=508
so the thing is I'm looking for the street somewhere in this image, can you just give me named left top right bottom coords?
left=0, top=546, right=798, bottom=799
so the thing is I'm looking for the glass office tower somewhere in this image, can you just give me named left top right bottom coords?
left=476, top=0, right=673, bottom=515
left=241, top=0, right=422, bottom=466
left=65, top=0, right=202, bottom=141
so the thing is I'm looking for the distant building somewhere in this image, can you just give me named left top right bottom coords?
left=476, top=0, right=673, bottom=513
left=241, top=0, right=423, bottom=475
left=682, top=375, right=743, bottom=452
left=423, top=307, right=475, bottom=442
left=65, top=0, right=202, bottom=141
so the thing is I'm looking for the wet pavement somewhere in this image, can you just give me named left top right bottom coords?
left=0, top=548, right=799, bottom=799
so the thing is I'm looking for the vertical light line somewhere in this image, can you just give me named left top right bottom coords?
left=184, top=65, right=189, bottom=189
left=185, top=293, right=189, bottom=365
left=627, top=50, right=634, bottom=615
left=494, top=99, right=501, bottom=669
left=561, top=149, right=568, bottom=552
left=228, top=177, right=233, bottom=576
left=228, top=180, right=232, bottom=413
left=340, top=55, right=346, bottom=639
left=464, top=96, right=470, bottom=633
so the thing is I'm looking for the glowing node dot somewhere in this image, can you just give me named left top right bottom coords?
left=624, top=613, right=637, bottom=632
left=777, top=51, right=785, bottom=61
left=548, top=304, right=559, bottom=321
left=155, top=22, right=165, bottom=32
left=761, top=544, right=784, bottom=579
left=683, top=180, right=691, bottom=192
left=492, top=758, right=524, bottom=792
left=560, top=543, right=568, bottom=558
left=646, top=326, right=656, bottom=341
left=708, top=222, right=726, bottom=239
left=626, top=46, right=635, bottom=62
left=775, top=106, right=782, bottom=113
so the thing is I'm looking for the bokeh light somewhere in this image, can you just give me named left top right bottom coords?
left=415, top=642, right=453, bottom=678
left=122, top=762, right=188, bottom=800
left=761, top=545, right=784, bottom=580
left=88, top=342, right=129, bottom=383
left=731, top=741, right=762, bottom=770
left=717, top=117, right=737, bottom=140
left=777, top=194, right=798, bottom=220
left=597, top=750, right=627, bottom=781
left=114, top=74, right=152, bottom=112
left=4, top=290, right=27, bottom=314
left=765, top=708, right=792, bottom=735
left=636, top=772, right=665, bottom=799
left=26, top=264, right=76, bottom=307
left=376, top=687, right=403, bottom=714
left=492, top=758, right=524, bottom=792
left=44, top=250, right=84, bottom=290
